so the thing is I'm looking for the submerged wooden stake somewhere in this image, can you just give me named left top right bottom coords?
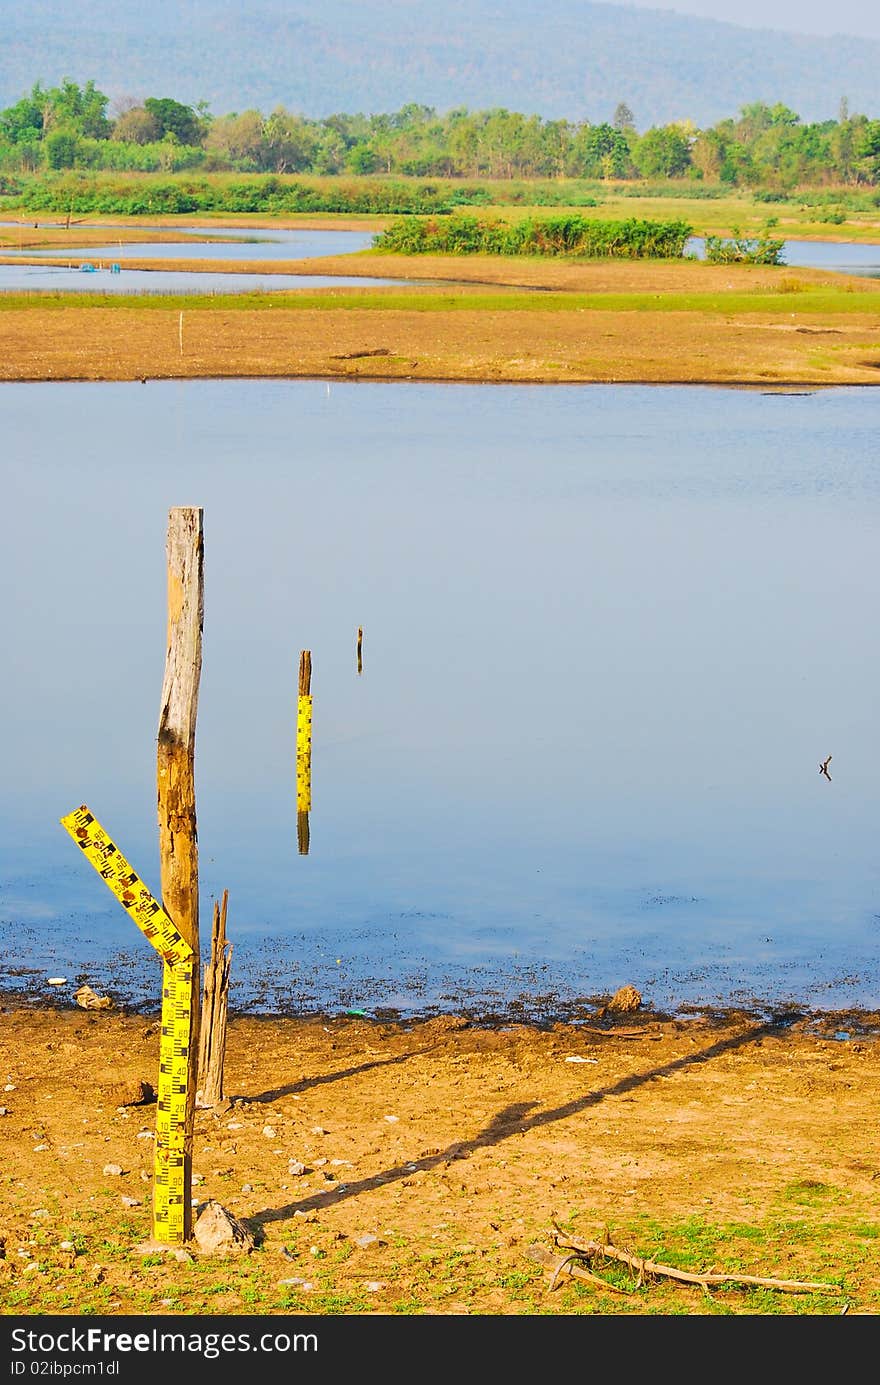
left=297, top=650, right=312, bottom=854
left=157, top=505, right=203, bottom=1241
left=198, top=889, right=232, bottom=1107
left=357, top=625, right=363, bottom=676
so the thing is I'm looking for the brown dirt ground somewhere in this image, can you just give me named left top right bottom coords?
left=1, top=240, right=879, bottom=387
left=1, top=996, right=879, bottom=1317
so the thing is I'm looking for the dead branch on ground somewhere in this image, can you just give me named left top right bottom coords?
left=526, top=1222, right=842, bottom=1298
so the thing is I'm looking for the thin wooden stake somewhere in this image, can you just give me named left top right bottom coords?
left=297, top=650, right=312, bottom=855
left=356, top=625, right=363, bottom=676
left=157, top=506, right=203, bottom=1242
left=198, top=890, right=232, bottom=1107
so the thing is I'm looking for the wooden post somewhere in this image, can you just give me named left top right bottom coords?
left=198, top=890, right=232, bottom=1107
left=297, top=650, right=312, bottom=855
left=157, top=506, right=203, bottom=1242
left=357, top=625, right=363, bottom=676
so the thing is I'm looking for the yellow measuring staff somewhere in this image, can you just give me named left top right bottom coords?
left=60, top=804, right=194, bottom=1244
left=153, top=957, right=193, bottom=1243
left=296, top=693, right=312, bottom=811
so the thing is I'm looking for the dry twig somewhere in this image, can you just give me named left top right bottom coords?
left=526, top=1222, right=841, bottom=1298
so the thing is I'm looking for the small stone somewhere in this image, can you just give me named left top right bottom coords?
left=47, top=978, right=68, bottom=986
left=193, top=1201, right=256, bottom=1256
left=287, top=1161, right=307, bottom=1176
left=241, top=1183, right=252, bottom=1193
left=365, top=1281, right=385, bottom=1292
left=278, top=1277, right=313, bottom=1289
left=354, top=1233, right=381, bottom=1249
left=33, top=1145, right=49, bottom=1153
left=262, top=1125, right=276, bottom=1139
left=59, top=1241, right=75, bottom=1252
left=31, top=1209, right=50, bottom=1220
left=169, top=1248, right=192, bottom=1264
left=75, top=985, right=112, bottom=1011
left=383, top=1115, right=399, bottom=1123
left=607, top=984, right=643, bottom=1013
left=104, top=1079, right=154, bottom=1107
left=102, top=1164, right=124, bottom=1177
left=313, top=1157, right=327, bottom=1168
left=310, top=1126, right=327, bottom=1136
left=227, top=1122, right=243, bottom=1130
left=0, top=1108, right=7, bottom=1116
left=4, top=1084, right=16, bottom=1092
left=136, top=1131, right=154, bottom=1141
left=121, top=1196, right=141, bottom=1207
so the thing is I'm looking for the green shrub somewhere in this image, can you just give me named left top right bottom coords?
left=704, top=232, right=785, bottom=264
left=374, top=212, right=693, bottom=258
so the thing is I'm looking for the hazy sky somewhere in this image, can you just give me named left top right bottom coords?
left=600, top=0, right=880, bottom=40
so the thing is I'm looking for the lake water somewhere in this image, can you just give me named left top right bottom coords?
left=0, top=226, right=398, bottom=294
left=1, top=379, right=878, bottom=1024
left=2, top=224, right=879, bottom=292
left=688, top=235, right=880, bottom=278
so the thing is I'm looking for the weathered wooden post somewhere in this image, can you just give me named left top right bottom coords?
left=198, top=889, right=232, bottom=1107
left=357, top=625, right=363, bottom=676
left=296, top=650, right=312, bottom=855
left=157, top=505, right=203, bottom=1242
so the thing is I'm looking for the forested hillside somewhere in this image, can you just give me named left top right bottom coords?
left=2, top=0, right=879, bottom=127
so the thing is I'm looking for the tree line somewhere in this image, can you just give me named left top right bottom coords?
left=2, top=80, right=880, bottom=190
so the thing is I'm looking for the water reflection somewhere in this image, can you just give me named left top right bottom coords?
left=0, top=379, right=877, bottom=1020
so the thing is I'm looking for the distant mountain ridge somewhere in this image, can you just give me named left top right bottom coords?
left=2, top=0, right=877, bottom=127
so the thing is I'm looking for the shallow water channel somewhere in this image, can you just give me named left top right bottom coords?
left=2, top=224, right=879, bottom=292
left=0, top=225, right=393, bottom=293
left=1, top=379, right=878, bottom=1021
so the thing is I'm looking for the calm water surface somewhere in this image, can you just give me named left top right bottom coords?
left=0, top=226, right=398, bottom=293
left=1, top=380, right=877, bottom=1021
left=2, top=225, right=879, bottom=291
left=688, top=235, right=880, bottom=278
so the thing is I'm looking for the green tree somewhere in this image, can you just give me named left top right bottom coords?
left=632, top=125, right=692, bottom=178
left=260, top=108, right=317, bottom=172
left=44, top=129, right=80, bottom=168
left=143, top=97, right=203, bottom=146
left=204, top=111, right=264, bottom=166
left=569, top=122, right=632, bottom=178
left=0, top=85, right=46, bottom=143
left=44, top=79, right=111, bottom=138
left=112, top=106, right=160, bottom=145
